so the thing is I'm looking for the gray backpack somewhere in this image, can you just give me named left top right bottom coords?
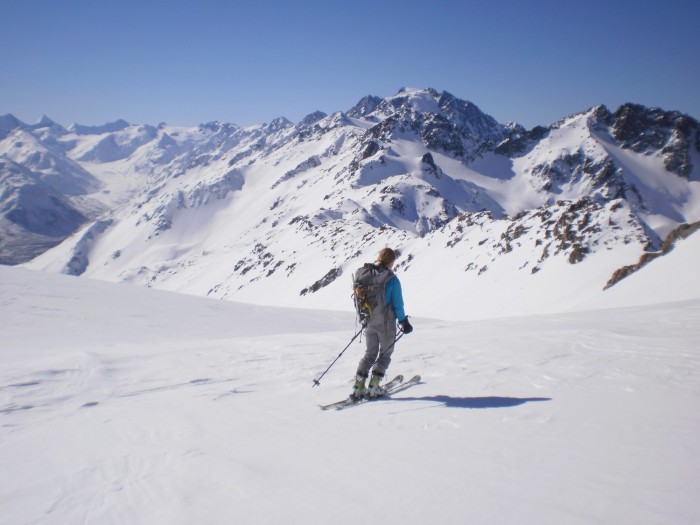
left=352, top=263, right=394, bottom=327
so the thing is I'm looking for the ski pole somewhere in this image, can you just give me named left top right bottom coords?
left=312, top=327, right=364, bottom=387
left=391, top=329, right=405, bottom=350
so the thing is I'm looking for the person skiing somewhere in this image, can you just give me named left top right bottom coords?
left=352, top=247, right=413, bottom=399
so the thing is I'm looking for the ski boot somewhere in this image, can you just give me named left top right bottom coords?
left=351, top=374, right=367, bottom=399
left=367, top=373, right=386, bottom=398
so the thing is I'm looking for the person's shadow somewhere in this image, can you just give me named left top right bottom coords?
left=392, top=395, right=551, bottom=409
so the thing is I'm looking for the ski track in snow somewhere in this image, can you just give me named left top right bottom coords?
left=1, top=266, right=700, bottom=524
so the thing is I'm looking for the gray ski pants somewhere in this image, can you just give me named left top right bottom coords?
left=356, top=320, right=397, bottom=378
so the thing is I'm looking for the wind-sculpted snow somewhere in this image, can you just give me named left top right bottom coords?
left=1, top=266, right=699, bottom=524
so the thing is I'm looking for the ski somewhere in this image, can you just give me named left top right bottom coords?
left=320, top=375, right=403, bottom=411
left=381, top=374, right=421, bottom=397
left=320, top=374, right=421, bottom=411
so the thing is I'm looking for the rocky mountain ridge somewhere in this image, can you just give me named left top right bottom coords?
left=3, top=87, right=699, bottom=319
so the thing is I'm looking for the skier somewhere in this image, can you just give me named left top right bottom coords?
left=352, top=248, right=413, bottom=399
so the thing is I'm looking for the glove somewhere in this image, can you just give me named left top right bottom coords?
left=400, top=317, right=413, bottom=334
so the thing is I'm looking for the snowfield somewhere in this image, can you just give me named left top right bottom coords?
left=1, top=264, right=699, bottom=524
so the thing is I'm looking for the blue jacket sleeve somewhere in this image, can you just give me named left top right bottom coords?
left=385, top=276, right=406, bottom=322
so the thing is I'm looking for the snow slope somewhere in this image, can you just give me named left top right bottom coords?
left=4, top=92, right=699, bottom=323
left=2, top=266, right=699, bottom=524
left=578, top=226, right=700, bottom=310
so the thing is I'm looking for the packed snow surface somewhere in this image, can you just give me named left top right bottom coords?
left=1, top=265, right=699, bottom=524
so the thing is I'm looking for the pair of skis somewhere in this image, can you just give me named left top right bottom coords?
left=320, top=374, right=421, bottom=411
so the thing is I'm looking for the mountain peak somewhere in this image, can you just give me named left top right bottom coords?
left=299, top=111, right=327, bottom=127
left=396, top=86, right=438, bottom=97
left=0, top=113, right=24, bottom=139
left=266, top=117, right=293, bottom=133
left=347, top=95, right=382, bottom=119
left=389, top=87, right=442, bottom=115
left=69, top=119, right=131, bottom=135
left=37, top=115, right=57, bottom=126
left=610, top=103, right=699, bottom=177
left=198, top=120, right=240, bottom=133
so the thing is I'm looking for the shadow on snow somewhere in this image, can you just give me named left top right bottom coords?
left=392, top=395, right=552, bottom=409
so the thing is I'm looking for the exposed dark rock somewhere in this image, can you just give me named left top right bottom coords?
left=421, top=152, right=437, bottom=170
left=611, top=103, right=698, bottom=178
left=495, top=126, right=550, bottom=157
left=362, top=141, right=380, bottom=160
left=300, top=267, right=342, bottom=295
left=605, top=221, right=700, bottom=289
left=347, top=95, right=382, bottom=119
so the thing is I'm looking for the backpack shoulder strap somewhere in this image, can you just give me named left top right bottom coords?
left=378, top=266, right=394, bottom=283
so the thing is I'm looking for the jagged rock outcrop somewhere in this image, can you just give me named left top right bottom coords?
left=611, top=103, right=699, bottom=178
left=605, top=221, right=700, bottom=289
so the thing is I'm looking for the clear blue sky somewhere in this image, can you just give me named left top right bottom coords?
left=2, top=0, right=698, bottom=129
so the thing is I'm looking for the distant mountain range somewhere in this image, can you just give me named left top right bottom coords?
left=2, top=88, right=698, bottom=319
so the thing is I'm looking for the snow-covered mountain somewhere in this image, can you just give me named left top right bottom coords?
left=3, top=87, right=699, bottom=319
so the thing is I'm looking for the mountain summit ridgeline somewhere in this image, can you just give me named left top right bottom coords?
left=2, top=88, right=698, bottom=319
